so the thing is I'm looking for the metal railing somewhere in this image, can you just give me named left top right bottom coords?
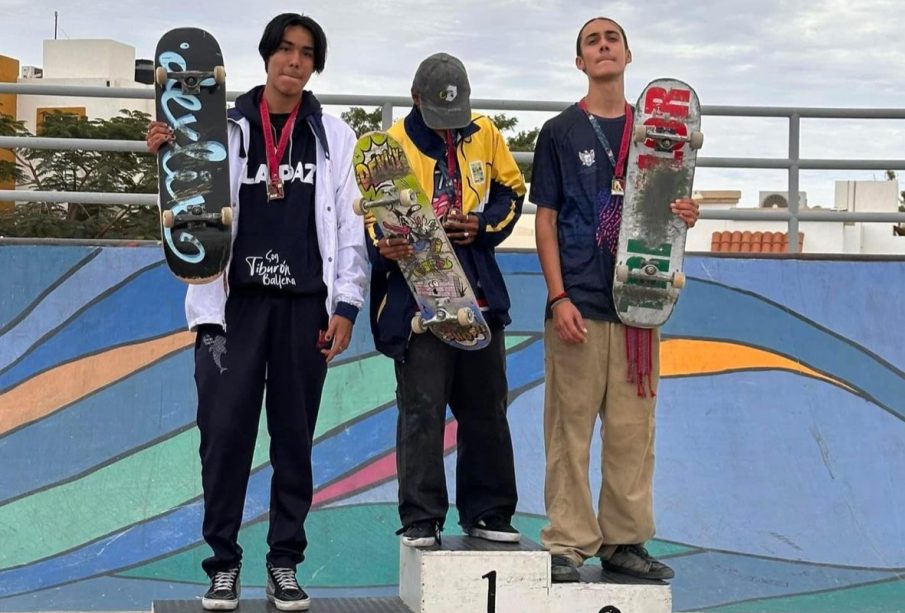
left=2, top=83, right=905, bottom=251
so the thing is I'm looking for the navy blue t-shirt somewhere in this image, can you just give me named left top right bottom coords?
left=530, top=104, right=626, bottom=321
left=229, top=112, right=326, bottom=295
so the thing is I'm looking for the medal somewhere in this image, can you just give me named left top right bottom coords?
left=267, top=179, right=285, bottom=201
left=259, top=94, right=301, bottom=202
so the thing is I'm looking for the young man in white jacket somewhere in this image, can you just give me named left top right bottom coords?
left=147, top=13, right=368, bottom=612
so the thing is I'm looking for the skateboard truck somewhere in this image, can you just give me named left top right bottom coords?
left=632, top=125, right=704, bottom=151
left=411, top=299, right=476, bottom=334
left=156, top=66, right=226, bottom=95
left=162, top=205, right=232, bottom=229
left=353, top=188, right=417, bottom=216
left=615, top=260, right=686, bottom=289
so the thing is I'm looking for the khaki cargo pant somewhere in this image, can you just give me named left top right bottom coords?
left=540, top=319, right=659, bottom=563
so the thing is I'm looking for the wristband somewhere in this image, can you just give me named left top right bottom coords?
left=547, top=291, right=569, bottom=310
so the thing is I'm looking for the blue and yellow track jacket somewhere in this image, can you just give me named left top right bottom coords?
left=366, top=106, right=526, bottom=361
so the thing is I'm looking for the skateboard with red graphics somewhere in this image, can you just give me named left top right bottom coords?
left=154, top=27, right=232, bottom=284
left=352, top=131, right=491, bottom=350
left=613, top=78, right=703, bottom=327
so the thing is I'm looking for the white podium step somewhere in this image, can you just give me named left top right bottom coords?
left=548, top=566, right=672, bottom=613
left=399, top=536, right=672, bottom=613
left=400, top=535, right=549, bottom=613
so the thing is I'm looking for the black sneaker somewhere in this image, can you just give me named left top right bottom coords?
left=551, top=555, right=580, bottom=583
left=464, top=515, right=520, bottom=543
left=601, top=543, right=675, bottom=580
left=265, top=562, right=310, bottom=611
left=202, top=565, right=240, bottom=611
left=398, top=520, right=440, bottom=548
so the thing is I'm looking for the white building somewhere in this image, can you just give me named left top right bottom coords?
left=16, top=39, right=153, bottom=133
left=501, top=180, right=904, bottom=255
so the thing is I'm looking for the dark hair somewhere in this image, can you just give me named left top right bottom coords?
left=576, top=17, right=629, bottom=57
left=258, top=13, right=327, bottom=73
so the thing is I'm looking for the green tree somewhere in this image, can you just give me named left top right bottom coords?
left=338, top=108, right=540, bottom=181
left=0, top=109, right=159, bottom=239
left=341, top=106, right=383, bottom=138
left=0, top=114, right=27, bottom=185
left=491, top=114, right=539, bottom=182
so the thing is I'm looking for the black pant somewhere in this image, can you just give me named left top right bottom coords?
left=394, top=324, right=518, bottom=529
left=194, top=290, right=328, bottom=575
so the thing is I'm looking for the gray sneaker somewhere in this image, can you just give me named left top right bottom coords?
left=464, top=515, right=520, bottom=543
left=601, top=543, right=675, bottom=580
left=202, top=565, right=240, bottom=611
left=551, top=554, right=580, bottom=583
left=265, top=563, right=310, bottom=611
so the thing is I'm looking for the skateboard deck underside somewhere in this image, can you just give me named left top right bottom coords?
left=614, top=79, right=701, bottom=328
left=353, top=132, right=491, bottom=350
left=155, top=27, right=231, bottom=284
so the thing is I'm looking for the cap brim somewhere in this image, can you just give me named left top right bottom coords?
left=420, top=103, right=471, bottom=130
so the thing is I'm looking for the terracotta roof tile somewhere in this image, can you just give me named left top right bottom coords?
left=711, top=231, right=804, bottom=253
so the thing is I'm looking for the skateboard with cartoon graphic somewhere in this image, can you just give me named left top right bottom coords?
left=352, top=131, right=491, bottom=350
left=154, top=27, right=232, bottom=284
left=613, top=78, right=703, bottom=327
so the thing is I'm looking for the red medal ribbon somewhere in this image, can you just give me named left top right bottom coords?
left=259, top=94, right=301, bottom=199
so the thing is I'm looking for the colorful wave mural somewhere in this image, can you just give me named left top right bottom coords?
left=1, top=244, right=903, bottom=612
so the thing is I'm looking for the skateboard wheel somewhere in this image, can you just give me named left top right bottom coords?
left=161, top=209, right=175, bottom=228
left=690, top=131, right=704, bottom=150
left=456, top=307, right=475, bottom=327
left=615, top=264, right=629, bottom=282
left=672, top=271, right=686, bottom=289
left=411, top=314, right=427, bottom=334
left=352, top=197, right=367, bottom=216
left=213, top=65, right=226, bottom=85
left=399, top=188, right=417, bottom=207
left=155, top=66, right=168, bottom=87
left=221, top=207, right=233, bottom=226
left=632, top=124, right=648, bottom=144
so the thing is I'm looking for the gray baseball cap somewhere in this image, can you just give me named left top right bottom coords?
left=412, top=53, right=472, bottom=129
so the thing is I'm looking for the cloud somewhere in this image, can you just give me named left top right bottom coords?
left=2, top=0, right=902, bottom=209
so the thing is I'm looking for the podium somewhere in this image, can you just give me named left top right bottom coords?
left=153, top=537, right=671, bottom=613
left=400, top=536, right=549, bottom=612
left=399, top=536, right=671, bottom=613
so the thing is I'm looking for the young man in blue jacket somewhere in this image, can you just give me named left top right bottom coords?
left=147, top=13, right=368, bottom=611
left=366, top=53, right=526, bottom=548
left=531, top=17, right=699, bottom=583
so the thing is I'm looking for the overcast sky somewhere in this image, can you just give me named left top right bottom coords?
left=2, top=0, right=904, bottom=208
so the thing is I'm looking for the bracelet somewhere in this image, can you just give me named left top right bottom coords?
left=547, top=291, right=569, bottom=310
left=549, top=296, right=571, bottom=310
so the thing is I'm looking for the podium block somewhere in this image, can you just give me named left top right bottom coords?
left=399, top=536, right=549, bottom=613
left=548, top=566, right=672, bottom=613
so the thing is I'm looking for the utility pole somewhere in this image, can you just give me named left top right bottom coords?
left=54, top=11, right=58, bottom=40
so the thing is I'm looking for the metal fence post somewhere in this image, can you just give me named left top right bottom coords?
left=788, top=113, right=801, bottom=252
left=382, top=102, right=393, bottom=130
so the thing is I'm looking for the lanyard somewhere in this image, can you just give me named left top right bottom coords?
left=443, top=130, right=462, bottom=215
left=259, top=95, right=301, bottom=201
left=578, top=98, right=633, bottom=183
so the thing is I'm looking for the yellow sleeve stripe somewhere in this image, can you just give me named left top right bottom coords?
left=485, top=200, right=518, bottom=233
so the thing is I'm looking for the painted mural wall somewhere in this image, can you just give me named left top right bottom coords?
left=1, top=243, right=903, bottom=612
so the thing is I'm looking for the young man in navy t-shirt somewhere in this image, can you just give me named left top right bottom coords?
left=530, top=17, right=699, bottom=583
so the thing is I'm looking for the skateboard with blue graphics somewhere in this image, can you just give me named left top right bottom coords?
left=154, top=27, right=232, bottom=284
left=352, top=131, right=491, bottom=351
left=613, top=78, right=703, bottom=327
